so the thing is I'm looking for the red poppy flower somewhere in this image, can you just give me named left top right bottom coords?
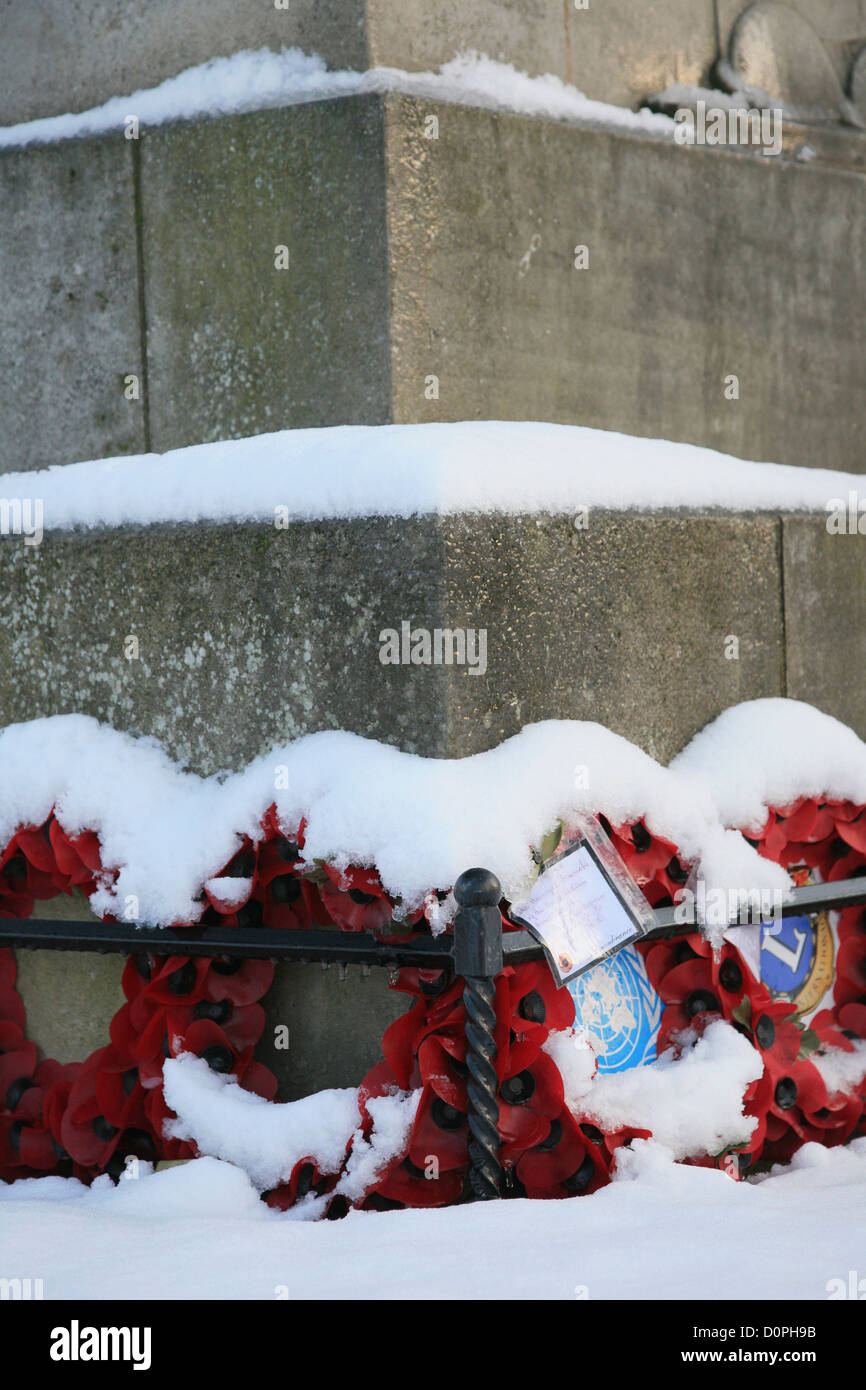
left=366, top=1154, right=464, bottom=1209
left=834, top=936, right=866, bottom=1009
left=144, top=1087, right=194, bottom=1162
left=832, top=808, right=866, bottom=856
left=255, top=820, right=307, bottom=889
left=498, top=1050, right=565, bottom=1166
left=47, top=820, right=103, bottom=890
left=320, top=865, right=394, bottom=934
left=653, top=954, right=724, bottom=1052
left=140, top=955, right=211, bottom=1007
left=202, top=957, right=274, bottom=1008
left=516, top=1105, right=607, bottom=1196
left=258, top=874, right=325, bottom=931
left=0, top=830, right=63, bottom=901
left=408, top=1082, right=470, bottom=1175
left=264, top=1158, right=331, bottom=1211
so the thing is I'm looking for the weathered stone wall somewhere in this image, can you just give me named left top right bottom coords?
left=384, top=95, right=866, bottom=471
left=0, top=0, right=718, bottom=125
left=0, top=508, right=860, bottom=773
left=0, top=0, right=368, bottom=125
left=5, top=2, right=866, bottom=126
left=2, top=93, right=864, bottom=474
left=3, top=0, right=866, bottom=1094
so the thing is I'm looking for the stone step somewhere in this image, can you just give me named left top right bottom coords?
left=2, top=93, right=864, bottom=477
left=0, top=508, right=861, bottom=775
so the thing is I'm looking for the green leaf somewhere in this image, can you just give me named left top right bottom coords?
left=732, top=995, right=752, bottom=1029
left=539, top=821, right=563, bottom=864
left=302, top=861, right=330, bottom=888
left=797, top=1028, right=820, bottom=1060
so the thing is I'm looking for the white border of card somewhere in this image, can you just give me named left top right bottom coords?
left=511, top=814, right=658, bottom=986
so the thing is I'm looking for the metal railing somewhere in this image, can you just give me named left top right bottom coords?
left=2, top=869, right=864, bottom=1199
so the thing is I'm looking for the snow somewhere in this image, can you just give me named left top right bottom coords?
left=672, top=698, right=866, bottom=833
left=167, top=1022, right=761, bottom=1191
left=543, top=1028, right=599, bottom=1110
left=0, top=49, right=675, bottom=151
left=335, top=1090, right=422, bottom=1205
left=0, top=422, right=857, bottom=531
left=2, top=1142, right=865, bottom=1299
left=202, top=876, right=253, bottom=907
left=162, top=1056, right=359, bottom=1193
left=570, top=1022, right=763, bottom=1161
left=0, top=711, right=790, bottom=928
left=813, top=1042, right=866, bottom=1097
left=162, top=1055, right=421, bottom=1204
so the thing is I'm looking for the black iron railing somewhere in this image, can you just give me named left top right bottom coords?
left=2, top=871, right=864, bottom=1200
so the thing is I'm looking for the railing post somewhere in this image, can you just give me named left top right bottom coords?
left=454, top=867, right=503, bottom=1201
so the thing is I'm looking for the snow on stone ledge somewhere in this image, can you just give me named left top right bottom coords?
left=671, top=698, right=866, bottom=833
left=0, top=422, right=857, bottom=532
left=0, top=49, right=674, bottom=150
left=0, top=712, right=791, bottom=928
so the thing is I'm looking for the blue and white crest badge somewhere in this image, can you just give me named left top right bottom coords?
left=566, top=944, right=663, bottom=1073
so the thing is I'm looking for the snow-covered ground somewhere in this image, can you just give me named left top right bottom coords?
left=2, top=1141, right=863, bottom=1300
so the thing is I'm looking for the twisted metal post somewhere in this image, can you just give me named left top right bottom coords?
left=454, top=868, right=503, bottom=1200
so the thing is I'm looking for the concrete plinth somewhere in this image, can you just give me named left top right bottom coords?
left=141, top=97, right=392, bottom=451
left=384, top=95, right=866, bottom=473
left=3, top=94, right=864, bottom=474
left=0, top=133, right=144, bottom=473
left=0, top=510, right=789, bottom=775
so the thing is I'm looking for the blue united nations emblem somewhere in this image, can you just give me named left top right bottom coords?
left=567, top=944, right=663, bottom=1073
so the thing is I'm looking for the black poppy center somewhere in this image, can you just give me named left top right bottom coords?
left=755, top=1014, right=776, bottom=1049
left=774, top=1077, right=798, bottom=1111
left=6, top=1077, right=34, bottom=1111
left=719, top=959, right=743, bottom=993
left=212, top=957, right=244, bottom=975
left=201, top=1044, right=234, bottom=1074
left=499, top=1070, right=536, bottom=1105
left=685, top=989, right=720, bottom=1018
left=431, top=1097, right=464, bottom=1131
left=168, top=960, right=198, bottom=995
left=194, top=999, right=231, bottom=1025
left=565, top=1153, right=595, bottom=1192
left=271, top=875, right=302, bottom=904
left=538, top=1119, right=562, bottom=1151
left=518, top=991, right=546, bottom=1025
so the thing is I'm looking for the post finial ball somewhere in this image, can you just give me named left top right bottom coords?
left=454, top=868, right=501, bottom=908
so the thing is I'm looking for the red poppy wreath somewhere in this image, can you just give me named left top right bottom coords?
left=2, top=799, right=865, bottom=1212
